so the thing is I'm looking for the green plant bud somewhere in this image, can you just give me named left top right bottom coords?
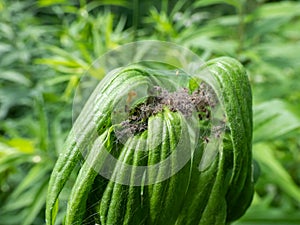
left=46, top=57, right=254, bottom=225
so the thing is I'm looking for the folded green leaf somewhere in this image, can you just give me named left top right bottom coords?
left=46, top=57, right=253, bottom=225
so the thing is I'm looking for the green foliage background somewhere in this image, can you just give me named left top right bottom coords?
left=0, top=0, right=300, bottom=224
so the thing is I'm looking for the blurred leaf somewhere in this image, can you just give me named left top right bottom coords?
left=255, top=1, right=300, bottom=19
left=233, top=206, right=300, bottom=225
left=38, top=0, right=66, bottom=7
left=0, top=152, right=33, bottom=173
left=36, top=46, right=89, bottom=73
left=282, top=19, right=300, bottom=40
left=0, top=22, right=14, bottom=39
left=34, top=94, right=49, bottom=152
left=253, top=43, right=300, bottom=69
left=62, top=75, right=79, bottom=100
left=248, top=17, right=291, bottom=38
left=194, top=0, right=242, bottom=9
left=86, top=0, right=129, bottom=11
left=0, top=71, right=32, bottom=87
left=38, top=0, right=128, bottom=8
left=0, top=43, right=11, bottom=53
left=0, top=142, right=17, bottom=155
left=253, top=143, right=300, bottom=202
left=6, top=138, right=35, bottom=154
left=145, top=7, right=177, bottom=38
left=10, top=162, right=50, bottom=199
left=183, top=35, right=238, bottom=55
left=2, top=180, right=40, bottom=211
left=253, top=99, right=300, bottom=143
left=44, top=74, right=74, bottom=86
left=23, top=181, right=48, bottom=225
left=1, top=176, right=48, bottom=225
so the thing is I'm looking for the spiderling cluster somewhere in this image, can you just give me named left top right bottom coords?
left=118, top=82, right=217, bottom=138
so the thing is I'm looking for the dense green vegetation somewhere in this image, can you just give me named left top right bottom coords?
left=0, top=0, right=300, bottom=224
